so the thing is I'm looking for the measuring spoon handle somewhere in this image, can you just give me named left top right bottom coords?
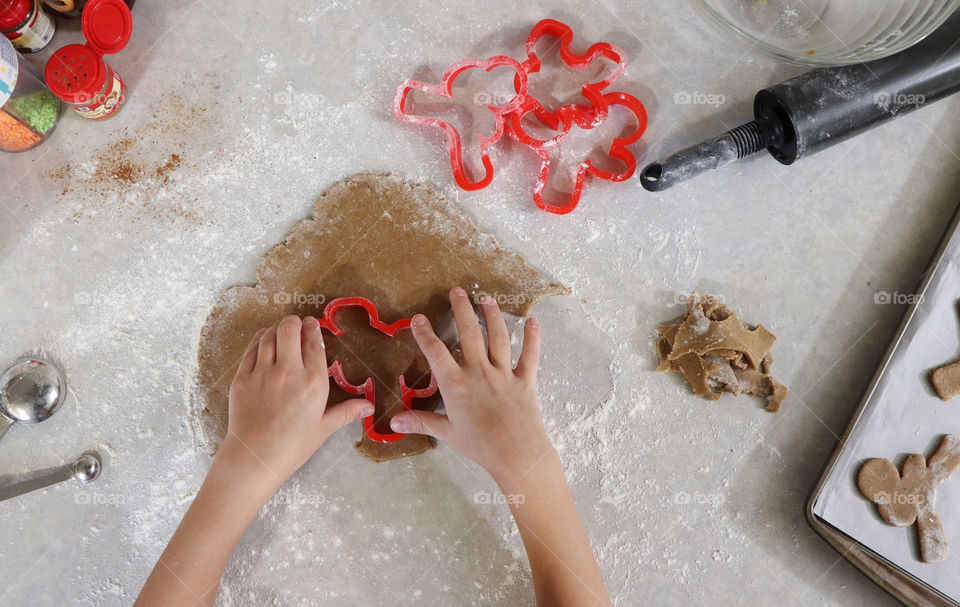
left=0, top=454, right=99, bottom=502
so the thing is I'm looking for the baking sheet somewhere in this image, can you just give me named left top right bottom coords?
left=813, top=218, right=960, bottom=602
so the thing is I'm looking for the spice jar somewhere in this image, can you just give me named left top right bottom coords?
left=0, top=35, right=61, bottom=152
left=41, top=0, right=134, bottom=19
left=0, top=0, right=56, bottom=53
left=44, top=0, right=131, bottom=120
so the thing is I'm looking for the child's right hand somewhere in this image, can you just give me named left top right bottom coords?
left=389, top=287, right=556, bottom=485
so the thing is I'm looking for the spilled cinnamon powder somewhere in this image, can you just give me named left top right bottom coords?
left=155, top=154, right=181, bottom=183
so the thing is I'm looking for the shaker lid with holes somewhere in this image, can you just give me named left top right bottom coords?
left=82, top=0, right=132, bottom=55
left=43, top=0, right=131, bottom=103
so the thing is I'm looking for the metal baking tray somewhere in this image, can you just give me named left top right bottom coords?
left=808, top=203, right=960, bottom=607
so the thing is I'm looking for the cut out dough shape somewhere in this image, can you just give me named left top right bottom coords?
left=857, top=435, right=960, bottom=563
left=931, top=361, right=960, bottom=401
left=196, top=174, right=567, bottom=462
left=656, top=294, right=787, bottom=412
left=930, top=301, right=960, bottom=401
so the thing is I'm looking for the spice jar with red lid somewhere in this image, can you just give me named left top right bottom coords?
left=1, top=0, right=56, bottom=53
left=44, top=0, right=131, bottom=120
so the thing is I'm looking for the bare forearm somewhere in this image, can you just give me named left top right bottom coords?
left=497, top=451, right=612, bottom=607
left=135, top=315, right=368, bottom=605
left=135, top=440, right=281, bottom=607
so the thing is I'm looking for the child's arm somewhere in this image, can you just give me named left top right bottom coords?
left=390, top=288, right=613, bottom=607
left=134, top=316, right=373, bottom=607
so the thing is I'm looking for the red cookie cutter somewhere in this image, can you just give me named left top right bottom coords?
left=318, top=297, right=438, bottom=443
left=393, top=19, right=646, bottom=215
left=514, top=89, right=648, bottom=215
left=394, top=56, right=529, bottom=191
left=512, top=18, right=628, bottom=139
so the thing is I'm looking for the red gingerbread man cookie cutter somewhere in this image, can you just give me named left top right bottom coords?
left=393, top=18, right=647, bottom=214
left=394, top=56, right=529, bottom=191
left=318, top=297, right=438, bottom=443
left=512, top=89, right=648, bottom=214
left=512, top=18, right=628, bottom=136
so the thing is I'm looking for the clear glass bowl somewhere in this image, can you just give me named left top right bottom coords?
left=690, top=0, right=960, bottom=66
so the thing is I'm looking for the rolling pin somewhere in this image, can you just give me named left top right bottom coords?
left=639, top=11, right=960, bottom=192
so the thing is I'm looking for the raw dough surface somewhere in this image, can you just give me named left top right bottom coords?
left=196, top=174, right=566, bottom=461
left=656, top=294, right=787, bottom=412
left=857, top=435, right=960, bottom=563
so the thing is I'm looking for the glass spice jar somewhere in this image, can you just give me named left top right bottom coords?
left=0, top=0, right=56, bottom=53
left=0, top=34, right=61, bottom=152
left=44, top=0, right=131, bottom=120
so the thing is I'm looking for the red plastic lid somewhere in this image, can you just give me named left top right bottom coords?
left=45, top=44, right=108, bottom=104
left=81, top=0, right=132, bottom=55
left=0, top=0, right=31, bottom=32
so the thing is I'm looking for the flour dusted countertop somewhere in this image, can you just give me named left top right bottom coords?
left=2, top=1, right=959, bottom=605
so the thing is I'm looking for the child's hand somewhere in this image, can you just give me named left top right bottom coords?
left=137, top=317, right=374, bottom=606
left=223, top=315, right=374, bottom=483
left=389, top=288, right=555, bottom=485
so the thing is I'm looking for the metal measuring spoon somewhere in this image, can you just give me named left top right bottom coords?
left=0, top=452, right=101, bottom=502
left=0, top=357, right=67, bottom=439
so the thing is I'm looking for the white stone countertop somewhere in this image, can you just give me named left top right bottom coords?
left=3, top=1, right=959, bottom=605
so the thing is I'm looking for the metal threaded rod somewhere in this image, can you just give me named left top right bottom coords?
left=728, top=120, right=767, bottom=158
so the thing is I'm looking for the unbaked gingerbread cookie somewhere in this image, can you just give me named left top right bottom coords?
left=930, top=301, right=960, bottom=401
left=858, top=435, right=960, bottom=563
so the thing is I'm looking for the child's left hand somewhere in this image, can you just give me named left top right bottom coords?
left=223, top=315, right=374, bottom=483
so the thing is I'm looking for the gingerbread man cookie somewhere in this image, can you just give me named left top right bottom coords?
left=857, top=435, right=960, bottom=563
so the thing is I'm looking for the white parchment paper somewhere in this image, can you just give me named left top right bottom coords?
left=814, top=218, right=960, bottom=602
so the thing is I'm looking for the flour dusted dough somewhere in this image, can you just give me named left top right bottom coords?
left=656, top=294, right=787, bottom=412
left=197, top=174, right=567, bottom=462
left=858, top=435, right=960, bottom=563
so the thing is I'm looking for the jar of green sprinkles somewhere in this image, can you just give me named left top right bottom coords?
left=0, top=36, right=60, bottom=152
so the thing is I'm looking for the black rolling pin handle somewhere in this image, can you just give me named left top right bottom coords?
left=639, top=110, right=787, bottom=192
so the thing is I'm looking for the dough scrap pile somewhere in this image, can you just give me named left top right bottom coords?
left=196, top=174, right=567, bottom=462
left=656, top=294, right=787, bottom=412
left=857, top=435, right=960, bottom=563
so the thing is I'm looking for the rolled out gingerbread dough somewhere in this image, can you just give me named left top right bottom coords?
left=196, top=174, right=567, bottom=462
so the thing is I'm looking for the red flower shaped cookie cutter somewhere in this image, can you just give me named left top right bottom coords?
left=394, top=56, right=529, bottom=191
left=318, top=297, right=438, bottom=443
